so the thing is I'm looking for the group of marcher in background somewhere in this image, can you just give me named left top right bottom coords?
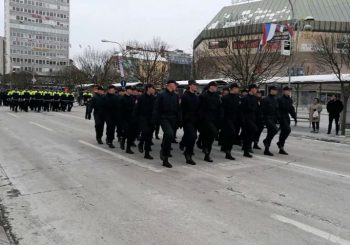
left=86, top=80, right=298, bottom=168
left=0, top=90, right=75, bottom=113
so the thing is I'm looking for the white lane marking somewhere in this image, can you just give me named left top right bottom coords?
left=272, top=214, right=350, bottom=245
left=29, top=122, right=54, bottom=132
left=57, top=113, right=85, bottom=120
left=291, top=162, right=350, bottom=179
left=79, top=140, right=163, bottom=173
left=7, top=113, right=19, bottom=118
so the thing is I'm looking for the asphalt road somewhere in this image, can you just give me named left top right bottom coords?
left=0, top=106, right=350, bottom=245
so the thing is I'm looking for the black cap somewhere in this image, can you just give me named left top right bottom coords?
left=269, top=85, right=278, bottom=92
left=229, top=83, right=239, bottom=89
left=248, top=84, right=258, bottom=90
left=97, top=86, right=104, bottom=91
left=108, top=85, right=116, bottom=90
left=145, top=84, right=155, bottom=90
left=125, top=86, right=133, bottom=90
left=166, top=80, right=177, bottom=85
left=208, top=81, right=218, bottom=87
left=188, top=80, right=199, bottom=86
left=223, top=87, right=229, bottom=92
left=241, top=89, right=248, bottom=93
left=283, top=86, right=291, bottom=91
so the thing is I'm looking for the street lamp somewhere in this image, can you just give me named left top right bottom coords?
left=101, top=39, right=126, bottom=80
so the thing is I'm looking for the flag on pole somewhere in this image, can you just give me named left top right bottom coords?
left=261, top=23, right=278, bottom=47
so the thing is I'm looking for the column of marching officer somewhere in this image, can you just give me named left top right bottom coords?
left=3, top=89, right=75, bottom=113
left=86, top=80, right=297, bottom=168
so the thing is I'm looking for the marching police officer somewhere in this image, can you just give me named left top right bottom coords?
left=134, top=84, right=156, bottom=160
left=180, top=80, right=200, bottom=165
left=277, top=86, right=297, bottom=155
left=104, top=85, right=119, bottom=149
left=197, top=81, right=221, bottom=162
left=240, top=84, right=259, bottom=158
left=261, top=86, right=279, bottom=156
left=86, top=86, right=106, bottom=144
left=119, top=86, right=137, bottom=154
left=253, top=90, right=264, bottom=150
left=221, top=83, right=241, bottom=160
left=153, top=80, right=181, bottom=168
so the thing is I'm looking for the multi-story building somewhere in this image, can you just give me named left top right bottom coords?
left=0, top=36, right=4, bottom=76
left=4, top=0, right=70, bottom=76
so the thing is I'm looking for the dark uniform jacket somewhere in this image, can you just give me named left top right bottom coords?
left=198, top=91, right=221, bottom=126
left=104, top=93, right=119, bottom=122
left=277, top=95, right=297, bottom=122
left=119, top=95, right=136, bottom=123
left=88, top=94, right=106, bottom=117
left=152, top=89, right=181, bottom=123
left=181, top=91, right=199, bottom=124
left=134, top=93, right=156, bottom=122
left=221, top=93, right=240, bottom=123
left=327, top=100, right=344, bottom=116
left=240, top=94, right=258, bottom=123
left=261, top=95, right=279, bottom=123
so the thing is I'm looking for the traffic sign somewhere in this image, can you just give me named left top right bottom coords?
left=121, top=80, right=127, bottom=88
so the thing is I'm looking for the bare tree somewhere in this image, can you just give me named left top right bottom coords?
left=122, top=38, right=169, bottom=86
left=195, top=27, right=288, bottom=87
left=75, top=48, right=117, bottom=86
left=312, top=34, right=350, bottom=135
left=56, top=65, right=89, bottom=90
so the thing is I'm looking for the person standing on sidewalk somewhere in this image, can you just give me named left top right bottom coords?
left=309, top=98, right=323, bottom=133
left=277, top=86, right=297, bottom=155
left=327, top=95, right=344, bottom=135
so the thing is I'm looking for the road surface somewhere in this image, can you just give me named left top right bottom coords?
left=0, top=106, right=349, bottom=245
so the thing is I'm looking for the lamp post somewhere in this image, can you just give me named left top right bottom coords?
left=101, top=39, right=126, bottom=80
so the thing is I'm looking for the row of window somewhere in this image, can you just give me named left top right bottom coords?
left=11, top=49, right=68, bottom=58
left=12, top=6, right=69, bottom=20
left=11, top=0, right=69, bottom=9
left=11, top=32, right=68, bottom=43
left=14, top=15, right=69, bottom=29
left=12, top=57, right=67, bottom=66
left=12, top=40, right=69, bottom=50
left=12, top=66, right=60, bottom=73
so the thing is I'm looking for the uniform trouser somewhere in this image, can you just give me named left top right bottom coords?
left=160, top=118, right=177, bottom=156
left=12, top=101, right=19, bottom=112
left=23, top=100, right=29, bottom=112
left=328, top=114, right=340, bottom=134
left=278, top=118, right=291, bottom=148
left=242, top=120, right=258, bottom=152
left=122, top=120, right=137, bottom=148
left=106, top=116, right=116, bottom=143
left=94, top=113, right=105, bottom=140
left=67, top=102, right=73, bottom=112
left=201, top=121, right=218, bottom=154
left=264, top=119, right=278, bottom=147
left=312, top=122, right=320, bottom=131
left=222, top=120, right=236, bottom=152
left=116, top=119, right=123, bottom=139
left=43, top=101, right=50, bottom=111
left=139, top=118, right=154, bottom=152
left=155, top=123, right=160, bottom=137
left=35, top=101, right=42, bottom=112
left=182, top=121, right=198, bottom=155
left=254, top=122, right=265, bottom=144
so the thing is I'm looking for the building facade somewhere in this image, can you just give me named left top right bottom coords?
left=0, top=36, right=4, bottom=75
left=194, top=0, right=350, bottom=80
left=4, top=0, right=70, bottom=76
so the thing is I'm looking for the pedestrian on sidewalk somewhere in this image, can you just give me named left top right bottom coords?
left=309, top=98, right=323, bottom=133
left=327, top=94, right=344, bottom=135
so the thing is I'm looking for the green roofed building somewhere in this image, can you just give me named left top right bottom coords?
left=193, top=0, right=350, bottom=80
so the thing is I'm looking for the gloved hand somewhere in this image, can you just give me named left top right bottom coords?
left=294, top=118, right=298, bottom=126
left=86, top=113, right=91, bottom=120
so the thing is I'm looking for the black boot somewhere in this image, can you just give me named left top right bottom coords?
left=162, top=157, right=173, bottom=168
left=225, top=152, right=236, bottom=160
left=204, top=154, right=213, bottom=163
left=120, top=138, right=125, bottom=150
left=279, top=148, right=289, bottom=155
left=185, top=152, right=196, bottom=165
left=264, top=147, right=274, bottom=156
left=126, top=146, right=134, bottom=154
left=138, top=143, right=144, bottom=153
left=97, top=138, right=103, bottom=145
left=144, top=151, right=153, bottom=160
left=107, top=142, right=115, bottom=148
left=253, top=142, right=262, bottom=150
left=244, top=151, right=253, bottom=158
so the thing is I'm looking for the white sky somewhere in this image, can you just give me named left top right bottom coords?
left=0, top=0, right=231, bottom=58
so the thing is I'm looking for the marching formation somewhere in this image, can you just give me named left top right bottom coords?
left=2, top=90, right=75, bottom=113
left=86, top=80, right=297, bottom=168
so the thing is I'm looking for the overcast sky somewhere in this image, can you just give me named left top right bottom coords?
left=0, top=0, right=230, bottom=58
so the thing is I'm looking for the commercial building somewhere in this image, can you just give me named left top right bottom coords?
left=193, top=0, right=350, bottom=79
left=0, top=36, right=4, bottom=76
left=4, top=0, right=70, bottom=76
